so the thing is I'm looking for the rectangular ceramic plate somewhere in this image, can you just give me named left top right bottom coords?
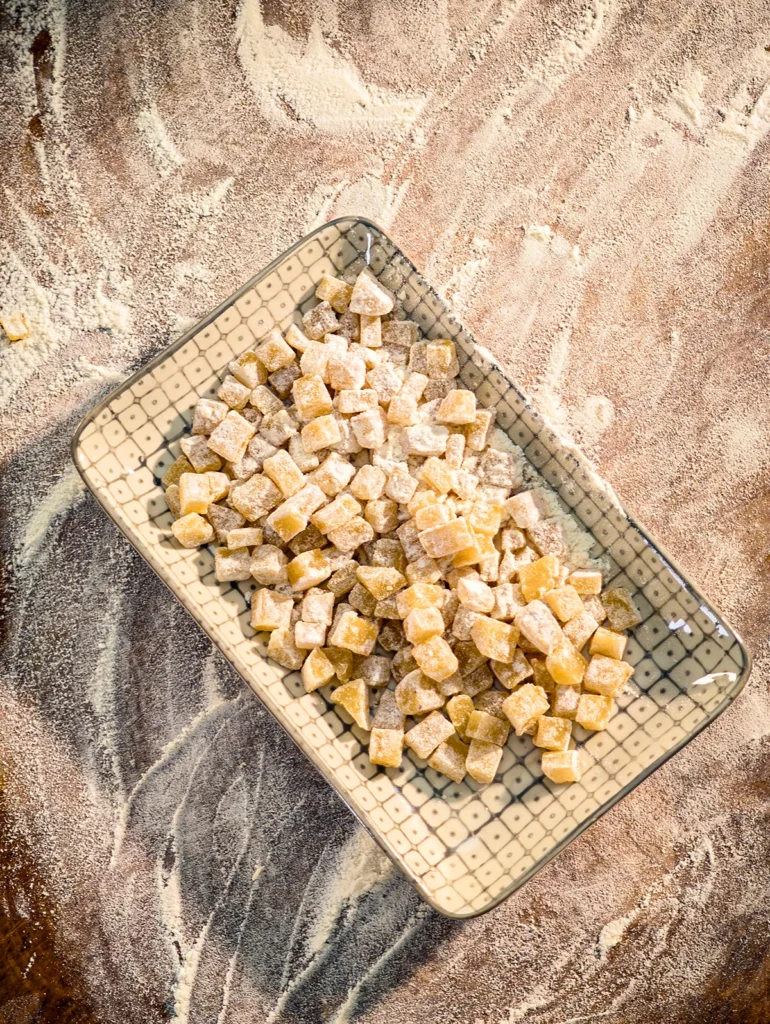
left=72, top=217, right=751, bottom=918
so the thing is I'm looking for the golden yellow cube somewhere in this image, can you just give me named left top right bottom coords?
left=543, top=585, right=585, bottom=623
left=589, top=627, right=628, bottom=660
left=567, top=569, right=602, bottom=595
left=262, top=449, right=305, bottom=498
left=583, top=654, right=634, bottom=698
left=395, top=583, right=444, bottom=618
left=322, top=646, right=354, bottom=681
left=266, top=506, right=308, bottom=543
left=359, top=313, right=382, bottom=348
left=310, top=492, right=360, bottom=535
left=418, top=517, right=474, bottom=558
left=545, top=639, right=587, bottom=687
left=356, top=566, right=406, bottom=601
left=394, top=669, right=445, bottom=716
left=446, top=694, right=474, bottom=740
left=162, top=454, right=195, bottom=489
left=413, top=636, right=459, bottom=682
left=407, top=489, right=439, bottom=517
left=301, top=414, right=342, bottom=453
left=550, top=684, right=581, bottom=720
left=405, top=711, right=455, bottom=760
left=425, top=339, right=459, bottom=379
left=255, top=327, right=296, bottom=371
left=436, top=389, right=476, bottom=425
left=457, top=576, right=495, bottom=614
left=465, top=739, right=503, bottom=785
left=369, top=728, right=404, bottom=768
left=315, top=274, right=352, bottom=314
left=541, top=750, right=582, bottom=784
left=406, top=556, right=442, bottom=586
left=502, top=683, right=550, bottom=735
left=349, top=465, right=386, bottom=501
left=206, top=472, right=230, bottom=503
left=286, top=549, right=332, bottom=591
left=576, top=693, right=614, bottom=731
left=171, top=512, right=214, bottom=548
left=414, top=502, right=452, bottom=531
left=491, top=649, right=533, bottom=689
left=301, top=647, right=336, bottom=692
left=519, top=555, right=562, bottom=603
left=178, top=472, right=211, bottom=515
left=563, top=610, right=599, bottom=651
left=267, top=627, right=306, bottom=670
left=421, top=457, right=455, bottom=495
left=404, top=607, right=445, bottom=644
left=465, top=710, right=510, bottom=746
left=534, top=716, right=572, bottom=751
left=470, top=617, right=519, bottom=664
left=249, top=588, right=293, bottom=632
left=468, top=501, right=504, bottom=537
left=291, top=373, right=333, bottom=421
left=464, top=409, right=495, bottom=452
left=428, top=734, right=469, bottom=783
left=329, top=611, right=379, bottom=656
left=327, top=516, right=375, bottom=553
left=514, top=599, right=564, bottom=655
left=349, top=267, right=393, bottom=316
left=331, top=678, right=371, bottom=730
left=363, top=498, right=399, bottom=534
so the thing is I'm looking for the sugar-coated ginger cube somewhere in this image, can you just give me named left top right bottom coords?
left=415, top=509, right=453, bottom=543
left=193, top=398, right=229, bottom=436
left=504, top=491, right=540, bottom=530
left=395, top=583, right=444, bottom=617
left=567, top=569, right=602, bottom=595
left=470, top=616, right=519, bottom=663
left=395, top=669, right=445, bottom=716
left=312, top=452, right=356, bottom=496
left=329, top=611, right=378, bottom=655
left=366, top=362, right=403, bottom=404
left=563, top=609, right=599, bottom=651
left=255, top=327, right=295, bottom=371
left=315, top=274, right=352, bottom=314
left=178, top=473, right=211, bottom=515
left=457, top=576, right=495, bottom=614
left=418, top=517, right=473, bottom=558
left=551, top=685, right=581, bottom=720
left=288, top=524, right=325, bottom=555
left=292, top=374, right=333, bottom=421
left=208, top=410, right=257, bottom=463
left=491, top=582, right=525, bottom=621
left=230, top=350, right=268, bottom=389
left=286, top=549, right=331, bottom=592
left=474, top=689, right=508, bottom=718
left=300, top=341, right=332, bottom=380
left=208, top=503, right=245, bottom=545
left=425, top=339, right=458, bottom=380
left=0, top=311, right=30, bottom=341
left=465, top=739, right=503, bottom=785
left=285, top=323, right=312, bottom=353
left=351, top=408, right=388, bottom=450
left=582, top=594, right=607, bottom=624
left=165, top=484, right=181, bottom=518
left=515, top=599, right=564, bottom=655
left=310, top=492, right=360, bottom=535
left=403, top=424, right=450, bottom=457
left=468, top=501, right=503, bottom=538
left=260, top=450, right=304, bottom=499
left=436, top=389, right=476, bottom=425
left=544, top=585, right=584, bottom=624
left=260, top=411, right=299, bottom=451
left=404, top=607, right=445, bottom=645
left=301, top=414, right=341, bottom=453
left=371, top=690, right=404, bottom=731
left=322, top=646, right=354, bottom=681
left=534, top=716, right=572, bottom=752
left=405, top=711, right=455, bottom=760
left=352, top=655, right=389, bottom=688
left=328, top=352, right=367, bottom=391
left=300, top=587, right=334, bottom=626
left=428, top=734, right=469, bottom=783
left=327, top=515, right=375, bottom=553
left=583, top=654, right=633, bottom=698
left=466, top=709, right=510, bottom=746
left=530, top=656, right=556, bottom=694
left=406, top=556, right=441, bottom=586
left=589, top=627, right=628, bottom=660
left=546, top=639, right=587, bottom=687
left=387, top=391, right=418, bottom=426
left=444, top=434, right=465, bottom=471
left=161, top=455, right=196, bottom=489
left=205, top=472, right=230, bottom=502
left=349, top=465, right=386, bottom=501
left=518, top=554, right=561, bottom=603
left=266, top=505, right=307, bottom=544
left=267, top=627, right=306, bottom=670
left=327, top=560, right=359, bottom=597
left=502, top=683, right=550, bottom=736
left=451, top=606, right=481, bottom=642
left=603, top=587, right=642, bottom=631
left=294, top=620, right=327, bottom=650
left=392, top=648, right=417, bottom=682
left=335, top=389, right=378, bottom=415
left=302, top=300, right=339, bottom=340
left=349, top=267, right=394, bottom=316
left=249, top=385, right=282, bottom=416
left=446, top=694, right=474, bottom=740
left=269, top=362, right=301, bottom=399
left=527, top=520, right=568, bottom=560
left=171, top=512, right=214, bottom=548
left=250, top=544, right=289, bottom=585
left=181, top=435, right=223, bottom=474
left=369, top=728, right=404, bottom=768
left=348, top=583, right=376, bottom=617
left=412, top=636, right=458, bottom=682
left=542, top=749, right=582, bottom=784
left=576, top=693, right=614, bottom=731
left=363, top=498, right=398, bottom=534
left=378, top=319, right=416, bottom=347
left=301, top=647, right=336, bottom=692
left=215, top=546, right=252, bottom=582
left=464, top=409, right=495, bottom=452
left=371, top=538, right=407, bottom=572
left=384, top=465, right=418, bottom=504
left=217, top=374, right=252, bottom=410
left=251, top=587, right=293, bottom=631
left=359, top=314, right=382, bottom=349
left=420, top=457, right=455, bottom=496
left=491, top=649, right=533, bottom=689
left=356, top=566, right=406, bottom=601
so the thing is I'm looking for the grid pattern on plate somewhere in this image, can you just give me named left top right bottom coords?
left=73, top=218, right=749, bottom=918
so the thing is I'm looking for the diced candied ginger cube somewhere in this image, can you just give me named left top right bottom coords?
left=403, top=424, right=450, bottom=457
left=589, top=627, right=628, bottom=660
left=327, top=561, right=358, bottom=597
left=464, top=409, right=495, bottom=452
left=502, top=683, right=550, bottom=735
left=582, top=594, right=607, bottom=624
left=404, top=711, right=455, bottom=760
left=544, top=585, right=584, bottom=623
left=444, top=433, right=465, bottom=470
left=363, top=498, right=397, bottom=534
left=294, top=620, right=327, bottom=649
left=215, top=546, right=251, bottom=582
left=267, top=627, right=306, bottom=670
left=504, top=491, right=540, bottom=530
left=171, top=512, right=214, bottom=548
left=551, top=685, right=580, bottom=720
left=178, top=473, right=211, bottom=515
left=474, top=690, right=508, bottom=719
left=568, top=569, right=602, bottom=595
left=451, top=606, right=481, bottom=642
left=292, top=374, right=333, bottom=421
left=250, top=545, right=289, bottom=585
left=251, top=587, right=293, bottom=631
left=406, top=556, right=441, bottom=585
left=381, top=320, right=418, bottom=347
left=457, top=577, right=495, bottom=614
left=545, top=639, right=587, bottom=687
left=576, top=693, right=614, bottom=731
left=446, top=694, right=474, bottom=740
left=327, top=516, right=374, bottom=552
left=181, top=435, right=223, bottom=474
left=287, top=549, right=331, bottom=592
left=335, top=389, right=378, bottom=415
left=207, top=411, right=256, bottom=463
left=250, top=385, right=282, bottom=416
left=206, top=473, right=230, bottom=502
left=301, top=647, right=336, bottom=692
left=436, top=389, right=476, bottom=425
left=331, top=679, right=372, bottom=730
left=529, top=656, right=556, bottom=694
left=349, top=465, right=386, bottom=501
left=466, top=709, right=510, bottom=746
left=414, top=502, right=451, bottom=531
left=165, top=484, right=181, bottom=518
left=301, top=587, right=334, bottom=626
left=356, top=566, right=406, bottom=601
left=528, top=520, right=568, bottom=560
left=302, top=414, right=341, bottom=453
left=351, top=408, right=388, bottom=450
left=451, top=531, right=489, bottom=569
left=491, top=649, right=533, bottom=689
left=359, top=314, right=382, bottom=348
left=514, top=600, right=563, bottom=655
left=425, top=339, right=458, bottom=380
left=602, top=587, right=642, bottom=631
left=420, top=457, right=455, bottom=495
left=418, top=517, right=473, bottom=558
left=395, top=670, right=444, bottom=716
left=285, top=323, right=312, bottom=353
left=310, top=492, right=359, bottom=535
left=349, top=267, right=394, bottom=316
left=470, top=617, right=518, bottom=663
left=563, top=610, right=599, bottom=651
left=387, top=391, right=418, bottom=426
left=534, top=716, right=572, bottom=752
left=412, top=636, right=458, bottom=682
left=396, top=583, right=444, bottom=617
left=371, top=538, right=407, bottom=572
left=381, top=465, right=415, bottom=505
left=468, top=501, right=503, bottom=538
left=261, top=408, right=299, bottom=448
left=217, top=374, right=251, bottom=410
left=491, top=582, right=525, bottom=621
left=230, top=351, right=268, bottom=390
left=302, top=301, right=339, bottom=340
left=372, top=690, right=404, bottom=730
left=583, top=654, right=633, bottom=698
left=255, top=328, right=296, bottom=371
left=162, top=455, right=195, bottom=489
left=352, top=655, right=390, bottom=688
left=328, top=352, right=367, bottom=391
left=300, top=341, right=332, bottom=380
left=322, top=646, right=354, bottom=681
left=313, top=453, right=355, bottom=496
left=465, top=739, right=503, bottom=785
left=193, top=398, right=228, bottom=436
left=329, top=611, right=378, bottom=655
left=460, top=663, right=493, bottom=697
left=315, top=274, right=352, bottom=314
left=261, top=450, right=305, bottom=498
left=266, top=505, right=307, bottom=543
left=428, top=734, right=469, bottom=783
left=518, top=555, right=561, bottom=603
left=541, top=749, right=582, bottom=784
left=404, top=606, right=444, bottom=644
left=369, top=728, right=403, bottom=768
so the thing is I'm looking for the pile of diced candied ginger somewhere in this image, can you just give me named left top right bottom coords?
left=164, top=266, right=642, bottom=787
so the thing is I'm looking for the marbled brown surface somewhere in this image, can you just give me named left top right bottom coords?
left=1, top=1, right=770, bottom=1022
